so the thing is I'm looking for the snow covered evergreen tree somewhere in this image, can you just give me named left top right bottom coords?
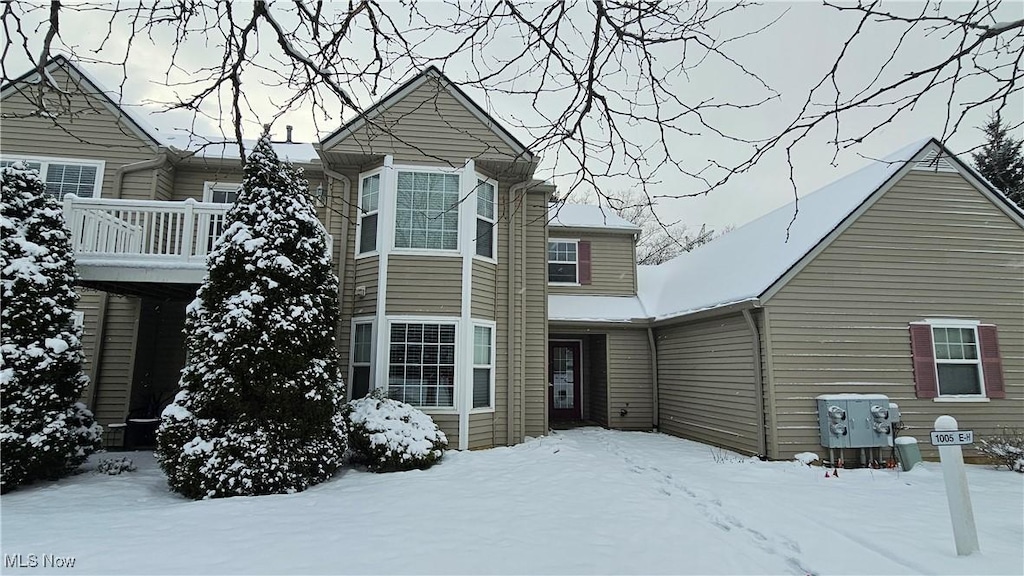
left=156, top=135, right=346, bottom=499
left=1, top=163, right=102, bottom=494
left=973, top=113, right=1024, bottom=209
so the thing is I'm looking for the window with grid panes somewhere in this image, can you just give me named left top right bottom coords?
left=358, top=173, right=380, bottom=254
left=473, top=325, right=493, bottom=408
left=351, top=322, right=373, bottom=399
left=475, top=179, right=496, bottom=259
left=548, top=240, right=578, bottom=283
left=394, top=172, right=460, bottom=250
left=932, top=326, right=984, bottom=396
left=388, top=322, right=456, bottom=407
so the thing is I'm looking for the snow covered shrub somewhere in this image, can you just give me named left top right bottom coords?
left=343, top=390, right=448, bottom=472
left=977, top=428, right=1024, bottom=473
left=1, top=163, right=102, bottom=494
left=96, top=456, right=137, bottom=475
left=155, top=135, right=347, bottom=499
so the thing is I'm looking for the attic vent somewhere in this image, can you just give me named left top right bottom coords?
left=913, top=149, right=958, bottom=173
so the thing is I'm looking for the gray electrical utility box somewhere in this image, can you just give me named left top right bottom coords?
left=816, top=393, right=893, bottom=448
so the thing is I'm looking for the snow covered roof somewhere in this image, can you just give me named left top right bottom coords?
left=162, top=134, right=321, bottom=165
left=640, top=139, right=934, bottom=321
left=548, top=203, right=640, bottom=231
left=549, top=295, right=649, bottom=323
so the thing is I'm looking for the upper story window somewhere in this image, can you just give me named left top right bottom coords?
left=1, top=156, right=104, bottom=199
left=548, top=240, right=578, bottom=283
left=909, top=320, right=1005, bottom=400
left=358, top=173, right=380, bottom=254
left=395, top=171, right=460, bottom=251
left=475, top=179, right=496, bottom=259
left=203, top=182, right=241, bottom=204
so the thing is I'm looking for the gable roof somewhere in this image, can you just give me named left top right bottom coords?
left=2, top=56, right=166, bottom=150
left=640, top=138, right=1024, bottom=322
left=320, top=66, right=535, bottom=162
left=548, top=203, right=640, bottom=231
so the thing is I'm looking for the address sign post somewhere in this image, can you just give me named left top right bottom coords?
left=931, top=415, right=979, bottom=556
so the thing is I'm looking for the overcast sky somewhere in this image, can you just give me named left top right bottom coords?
left=7, top=1, right=1022, bottom=233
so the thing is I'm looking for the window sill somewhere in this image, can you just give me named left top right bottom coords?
left=355, top=251, right=379, bottom=260
left=469, top=407, right=496, bottom=415
left=472, top=255, right=498, bottom=265
left=391, top=249, right=462, bottom=258
left=933, top=397, right=990, bottom=403
left=549, top=282, right=581, bottom=287
left=417, top=407, right=459, bottom=415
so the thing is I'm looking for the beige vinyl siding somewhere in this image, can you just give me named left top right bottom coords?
left=432, top=413, right=459, bottom=449
left=494, top=183, right=514, bottom=444
left=154, top=165, right=175, bottom=201
left=172, top=167, right=244, bottom=201
left=607, top=328, right=654, bottom=431
left=764, top=170, right=1024, bottom=460
left=468, top=412, right=494, bottom=449
left=75, top=290, right=106, bottom=405
left=524, top=195, right=549, bottom=438
left=548, top=230, right=637, bottom=295
left=587, top=336, right=609, bottom=426
left=385, top=255, right=462, bottom=315
left=325, top=77, right=519, bottom=165
left=352, top=256, right=379, bottom=317
left=655, top=312, right=761, bottom=455
left=1, top=67, right=158, bottom=200
left=91, top=295, right=141, bottom=425
left=472, top=260, right=497, bottom=319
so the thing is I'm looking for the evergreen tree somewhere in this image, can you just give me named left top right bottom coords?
left=1, top=163, right=102, bottom=494
left=972, top=113, right=1024, bottom=209
left=156, top=135, right=346, bottom=499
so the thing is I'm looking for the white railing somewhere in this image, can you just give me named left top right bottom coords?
left=63, top=195, right=232, bottom=266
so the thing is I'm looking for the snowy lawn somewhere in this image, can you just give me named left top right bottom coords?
left=2, top=428, right=1022, bottom=575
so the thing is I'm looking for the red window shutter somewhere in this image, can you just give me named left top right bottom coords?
left=909, top=323, right=938, bottom=398
left=578, top=241, right=592, bottom=285
left=978, top=325, right=1006, bottom=399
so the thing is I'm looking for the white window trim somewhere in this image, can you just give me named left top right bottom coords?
left=384, top=316, right=461, bottom=414
left=472, top=177, right=499, bottom=264
left=348, top=317, right=375, bottom=401
left=0, top=154, right=105, bottom=198
left=548, top=238, right=580, bottom=285
left=202, top=181, right=242, bottom=203
left=470, top=319, right=497, bottom=414
left=355, top=169, right=383, bottom=259
left=926, top=320, right=987, bottom=400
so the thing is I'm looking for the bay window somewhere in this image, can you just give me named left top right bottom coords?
left=357, top=173, right=380, bottom=254
left=475, top=179, right=496, bottom=259
left=473, top=324, right=494, bottom=409
left=394, top=171, right=459, bottom=251
left=388, top=321, right=456, bottom=408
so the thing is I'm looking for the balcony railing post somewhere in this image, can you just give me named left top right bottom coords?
left=62, top=193, right=79, bottom=247
left=181, top=198, right=196, bottom=261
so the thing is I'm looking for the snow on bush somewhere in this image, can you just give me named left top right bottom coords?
left=96, top=456, right=137, bottom=475
left=1, top=163, right=102, bottom=494
left=344, top=390, right=448, bottom=472
left=155, top=135, right=347, bottom=499
left=977, top=428, right=1024, bottom=473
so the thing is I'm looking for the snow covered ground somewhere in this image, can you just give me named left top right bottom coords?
left=2, top=428, right=1021, bottom=575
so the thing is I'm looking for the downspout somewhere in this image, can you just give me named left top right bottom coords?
left=646, top=326, right=659, bottom=430
left=113, top=153, right=167, bottom=199
left=742, top=308, right=768, bottom=458
left=507, top=179, right=531, bottom=445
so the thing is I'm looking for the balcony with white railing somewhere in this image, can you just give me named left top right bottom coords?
left=63, top=195, right=232, bottom=284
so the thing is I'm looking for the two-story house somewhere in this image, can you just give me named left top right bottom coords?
left=3, top=57, right=1022, bottom=463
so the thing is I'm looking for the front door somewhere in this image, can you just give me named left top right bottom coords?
left=549, top=341, right=582, bottom=420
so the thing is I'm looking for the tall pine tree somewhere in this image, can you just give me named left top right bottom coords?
left=972, top=113, right=1024, bottom=209
left=1, top=163, right=102, bottom=494
left=156, top=135, right=346, bottom=499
